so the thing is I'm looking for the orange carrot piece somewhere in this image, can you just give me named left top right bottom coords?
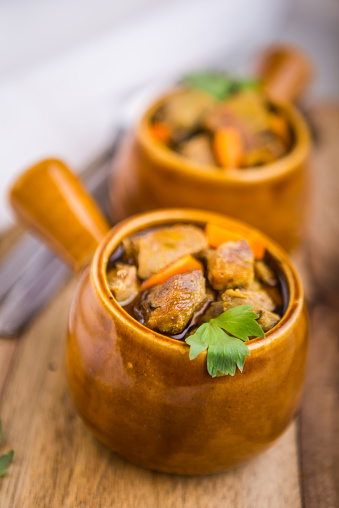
left=140, top=255, right=203, bottom=291
left=268, top=112, right=290, bottom=147
left=205, top=223, right=244, bottom=247
left=248, top=235, right=265, bottom=260
left=213, top=127, right=244, bottom=168
left=150, top=122, right=172, bottom=144
left=205, top=223, right=265, bottom=260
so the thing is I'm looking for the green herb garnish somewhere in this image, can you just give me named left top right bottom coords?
left=183, top=72, right=235, bottom=100
left=0, top=420, right=14, bottom=478
left=185, top=305, right=264, bottom=377
left=182, top=72, right=259, bottom=101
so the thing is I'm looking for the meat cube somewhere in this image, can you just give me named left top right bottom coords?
left=246, top=280, right=262, bottom=292
left=202, top=301, right=224, bottom=322
left=221, top=90, right=270, bottom=135
left=257, top=307, right=281, bottom=332
left=197, top=247, right=214, bottom=264
left=242, top=148, right=276, bottom=167
left=222, top=288, right=280, bottom=332
left=240, top=289, right=275, bottom=311
left=207, top=239, right=254, bottom=290
left=160, top=90, right=215, bottom=132
left=259, top=130, right=286, bottom=158
left=255, top=260, right=278, bottom=286
left=122, top=237, right=139, bottom=264
left=242, top=132, right=286, bottom=167
left=245, top=280, right=282, bottom=308
left=107, top=263, right=139, bottom=304
left=205, top=90, right=272, bottom=154
left=178, top=135, right=215, bottom=166
left=265, top=286, right=283, bottom=308
left=141, top=270, right=206, bottom=334
left=136, top=225, right=207, bottom=280
left=204, top=104, right=256, bottom=150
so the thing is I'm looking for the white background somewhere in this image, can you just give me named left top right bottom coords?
left=1, top=0, right=338, bottom=230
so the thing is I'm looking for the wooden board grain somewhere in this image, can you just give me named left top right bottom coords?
left=297, top=104, right=339, bottom=508
left=300, top=305, right=339, bottom=508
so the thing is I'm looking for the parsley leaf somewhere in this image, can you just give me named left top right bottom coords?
left=0, top=421, right=14, bottom=478
left=182, top=72, right=259, bottom=101
left=211, top=305, right=264, bottom=341
left=185, top=305, right=264, bottom=377
left=0, top=451, right=14, bottom=478
left=183, top=72, right=235, bottom=101
left=238, top=78, right=259, bottom=91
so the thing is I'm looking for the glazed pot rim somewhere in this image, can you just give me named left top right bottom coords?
left=137, top=87, right=310, bottom=183
left=92, top=209, right=304, bottom=353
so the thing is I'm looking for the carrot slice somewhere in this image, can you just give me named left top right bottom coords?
left=206, top=223, right=244, bottom=247
left=150, top=122, right=172, bottom=144
left=248, top=235, right=265, bottom=260
left=140, top=255, right=203, bottom=291
left=213, top=127, right=244, bottom=168
left=268, top=112, right=290, bottom=147
left=205, top=223, right=265, bottom=260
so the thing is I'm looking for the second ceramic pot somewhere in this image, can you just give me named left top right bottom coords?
left=110, top=90, right=310, bottom=252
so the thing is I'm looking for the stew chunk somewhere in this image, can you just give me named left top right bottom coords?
left=178, top=135, right=215, bottom=166
left=222, top=288, right=280, bottom=332
left=207, top=239, right=254, bottom=290
left=136, top=225, right=207, bottom=280
left=255, top=260, right=278, bottom=286
left=202, top=301, right=224, bottom=321
left=159, top=90, right=215, bottom=132
left=107, top=263, right=139, bottom=304
left=141, top=270, right=206, bottom=334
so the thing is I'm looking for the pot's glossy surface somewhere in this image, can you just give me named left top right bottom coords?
left=110, top=91, right=311, bottom=251
left=67, top=209, right=308, bottom=475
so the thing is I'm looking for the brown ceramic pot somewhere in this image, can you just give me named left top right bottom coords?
left=110, top=45, right=313, bottom=251
left=10, top=160, right=308, bottom=475
left=110, top=91, right=311, bottom=252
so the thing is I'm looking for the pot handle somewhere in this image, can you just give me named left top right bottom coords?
left=9, top=159, right=110, bottom=273
left=257, top=44, right=313, bottom=103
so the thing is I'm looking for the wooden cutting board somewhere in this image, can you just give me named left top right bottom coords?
left=0, top=105, right=338, bottom=508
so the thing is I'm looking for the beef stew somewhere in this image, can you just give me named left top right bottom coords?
left=106, top=223, right=286, bottom=340
left=149, top=73, right=293, bottom=170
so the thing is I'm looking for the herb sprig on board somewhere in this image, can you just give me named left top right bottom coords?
left=185, top=305, right=264, bottom=377
left=0, top=420, right=14, bottom=478
left=182, top=72, right=259, bottom=101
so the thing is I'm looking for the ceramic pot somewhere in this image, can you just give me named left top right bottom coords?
left=110, top=92, right=310, bottom=252
left=10, top=160, right=308, bottom=475
left=110, top=45, right=312, bottom=251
